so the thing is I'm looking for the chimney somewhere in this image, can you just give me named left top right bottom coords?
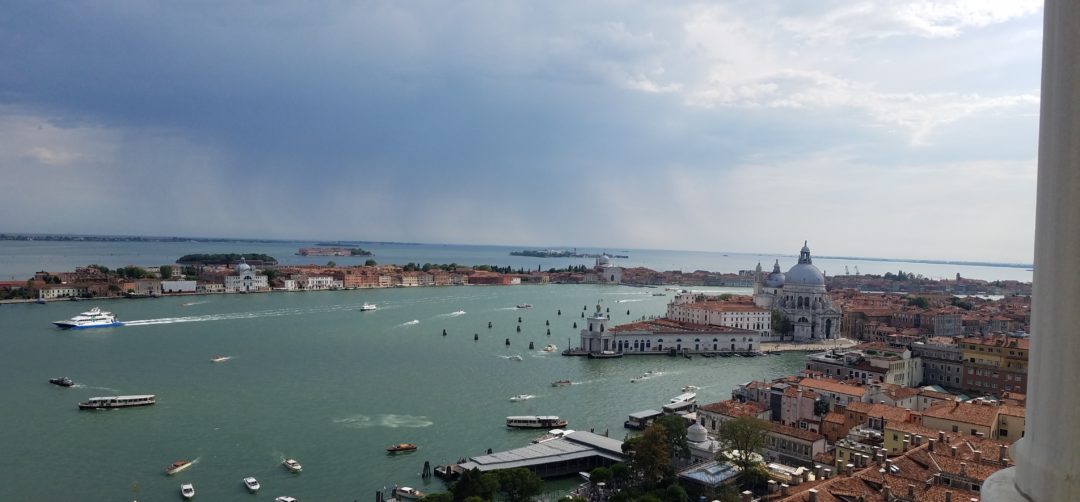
left=960, top=462, right=967, bottom=477
left=951, top=446, right=957, bottom=457
left=902, top=439, right=910, bottom=452
left=975, top=431, right=985, bottom=438
left=928, top=438, right=936, bottom=452
left=945, top=491, right=953, bottom=502
left=907, top=484, right=916, bottom=499
left=1000, top=444, right=1009, bottom=463
left=938, top=431, right=946, bottom=442
left=814, top=464, right=823, bottom=479
left=741, top=490, right=753, bottom=502
left=823, top=467, right=833, bottom=479
left=846, top=463, right=855, bottom=475
left=808, top=488, right=819, bottom=502
left=780, top=483, right=790, bottom=496
left=883, top=486, right=892, bottom=499
left=974, top=450, right=982, bottom=463
left=914, top=434, right=923, bottom=446
left=767, top=480, right=778, bottom=493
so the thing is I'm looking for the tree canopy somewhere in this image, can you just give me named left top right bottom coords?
left=623, top=423, right=674, bottom=486
left=715, top=416, right=769, bottom=469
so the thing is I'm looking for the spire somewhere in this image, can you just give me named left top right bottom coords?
left=798, top=242, right=812, bottom=264
left=772, top=259, right=781, bottom=273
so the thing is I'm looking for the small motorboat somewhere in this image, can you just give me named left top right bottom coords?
left=542, top=344, right=557, bottom=352
left=275, top=497, right=298, bottom=502
left=49, top=377, right=74, bottom=387
left=508, top=354, right=524, bottom=361
left=180, top=483, right=195, bottom=499
left=394, top=486, right=426, bottom=500
left=243, top=477, right=260, bottom=493
left=210, top=356, right=229, bottom=363
left=387, top=443, right=418, bottom=453
left=165, top=460, right=193, bottom=475
left=551, top=380, right=572, bottom=387
left=515, top=304, right=532, bottom=309
left=510, top=394, right=535, bottom=402
left=360, top=303, right=377, bottom=311
left=682, top=385, right=700, bottom=392
left=282, top=458, right=302, bottom=473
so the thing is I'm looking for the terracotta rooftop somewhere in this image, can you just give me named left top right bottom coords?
left=845, top=401, right=915, bottom=423
left=768, top=422, right=826, bottom=443
left=798, top=377, right=866, bottom=397
left=923, top=401, right=999, bottom=428
left=699, top=400, right=768, bottom=418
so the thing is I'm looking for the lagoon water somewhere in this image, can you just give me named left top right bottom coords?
left=1, top=284, right=810, bottom=501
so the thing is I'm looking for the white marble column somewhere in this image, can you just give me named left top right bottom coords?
left=983, top=1, right=1080, bottom=500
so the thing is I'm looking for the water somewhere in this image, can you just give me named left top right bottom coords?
left=0, top=284, right=806, bottom=500
left=0, top=240, right=1032, bottom=283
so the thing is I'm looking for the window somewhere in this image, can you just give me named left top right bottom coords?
left=952, top=425, right=959, bottom=433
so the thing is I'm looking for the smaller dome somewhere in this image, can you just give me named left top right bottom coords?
left=597, top=254, right=611, bottom=266
left=236, top=260, right=252, bottom=272
left=764, top=259, right=785, bottom=287
left=688, top=422, right=708, bottom=443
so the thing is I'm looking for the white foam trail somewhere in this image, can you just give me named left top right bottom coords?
left=437, top=311, right=466, bottom=318
left=124, top=303, right=361, bottom=326
left=617, top=299, right=644, bottom=303
left=333, top=414, right=433, bottom=429
left=398, top=320, right=420, bottom=327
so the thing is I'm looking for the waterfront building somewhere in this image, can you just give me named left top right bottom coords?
left=39, top=284, right=89, bottom=299
left=195, top=282, right=224, bottom=293
left=666, top=292, right=771, bottom=337
left=223, top=259, right=269, bottom=293
left=753, top=242, right=842, bottom=341
left=575, top=307, right=760, bottom=355
left=161, top=280, right=196, bottom=293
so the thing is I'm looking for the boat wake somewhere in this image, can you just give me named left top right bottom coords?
left=73, top=384, right=120, bottom=392
left=181, top=300, right=210, bottom=307
left=398, top=320, right=420, bottom=327
left=124, top=303, right=362, bottom=326
left=437, top=311, right=466, bottom=318
left=333, top=414, right=434, bottom=429
left=617, top=299, right=644, bottom=303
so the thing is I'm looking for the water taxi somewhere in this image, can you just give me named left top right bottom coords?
left=386, top=443, right=418, bottom=453
left=282, top=458, right=302, bottom=473
left=681, top=385, right=699, bottom=392
left=243, top=477, right=260, bottom=493
left=360, top=303, right=377, bottom=311
left=275, top=497, right=298, bottom=502
left=506, top=416, right=568, bottom=429
left=509, top=394, right=535, bottom=402
left=165, top=460, right=193, bottom=475
left=210, top=355, right=229, bottom=363
left=394, top=486, right=426, bottom=500
left=49, top=376, right=74, bottom=387
left=515, top=304, right=532, bottom=309
left=79, top=394, right=156, bottom=410
left=542, top=344, right=557, bottom=352
left=551, top=380, right=572, bottom=387
left=669, top=392, right=697, bottom=404
left=52, top=307, right=122, bottom=329
left=180, top=483, right=195, bottom=499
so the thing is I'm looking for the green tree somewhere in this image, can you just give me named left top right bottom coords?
left=159, top=265, right=173, bottom=279
left=718, top=293, right=733, bottom=301
left=814, top=399, right=830, bottom=417
left=716, top=416, right=769, bottom=469
left=326, top=261, right=337, bottom=267
left=422, top=263, right=433, bottom=272
left=662, top=483, right=689, bottom=502
left=655, top=415, right=691, bottom=460
left=450, top=468, right=499, bottom=502
left=589, top=466, right=613, bottom=485
left=907, top=296, right=929, bottom=309
left=771, top=310, right=793, bottom=335
left=495, top=468, right=544, bottom=502
left=365, top=259, right=377, bottom=267
left=419, top=493, right=454, bottom=502
left=623, top=423, right=674, bottom=486
left=735, top=464, right=770, bottom=494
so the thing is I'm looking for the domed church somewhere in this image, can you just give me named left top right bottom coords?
left=753, top=242, right=841, bottom=341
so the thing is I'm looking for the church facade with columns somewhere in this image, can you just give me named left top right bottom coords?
left=753, top=242, right=841, bottom=341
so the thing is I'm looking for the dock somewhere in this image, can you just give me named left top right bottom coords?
left=455, top=431, right=625, bottom=478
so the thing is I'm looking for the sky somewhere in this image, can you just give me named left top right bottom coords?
left=0, top=1, right=1043, bottom=263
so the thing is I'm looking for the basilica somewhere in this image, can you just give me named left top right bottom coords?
left=753, top=242, right=841, bottom=341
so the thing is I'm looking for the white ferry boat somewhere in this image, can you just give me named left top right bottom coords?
left=53, top=307, right=123, bottom=329
left=506, top=416, right=568, bottom=429
left=360, top=303, right=377, bottom=311
left=78, top=394, right=156, bottom=410
left=669, top=392, right=697, bottom=404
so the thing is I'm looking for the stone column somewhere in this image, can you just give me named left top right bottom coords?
left=983, top=1, right=1080, bottom=500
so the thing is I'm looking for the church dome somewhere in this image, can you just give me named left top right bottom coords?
left=236, top=259, right=252, bottom=272
left=764, top=259, right=785, bottom=287
left=597, top=254, right=611, bottom=267
left=785, top=241, right=824, bottom=287
left=786, top=263, right=825, bottom=286
left=688, top=422, right=708, bottom=443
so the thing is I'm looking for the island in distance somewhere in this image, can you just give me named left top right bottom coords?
left=511, top=249, right=628, bottom=259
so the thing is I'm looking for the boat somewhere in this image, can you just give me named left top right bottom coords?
left=387, top=443, right=418, bottom=453
left=542, top=344, right=557, bottom=352
left=681, top=385, right=699, bottom=392
left=508, top=354, right=524, bottom=361
left=79, top=394, right=156, bottom=410
left=52, top=307, right=123, bottom=329
left=510, top=394, right=535, bottom=402
left=165, top=460, right=193, bottom=475
left=210, top=355, right=229, bottom=363
left=394, top=486, right=426, bottom=500
left=360, top=303, right=377, bottom=311
left=551, top=380, right=572, bottom=387
left=506, top=416, right=568, bottom=429
left=579, top=471, right=592, bottom=482
left=282, top=458, right=302, bottom=473
left=274, top=497, right=298, bottom=502
left=515, top=304, right=532, bottom=309
left=180, top=483, right=195, bottom=499
left=49, top=377, right=74, bottom=387
left=669, top=392, right=697, bottom=404
left=652, top=293, right=666, bottom=296
left=531, top=429, right=574, bottom=444
left=588, top=350, right=622, bottom=359
left=624, top=409, right=663, bottom=429
left=243, top=477, right=260, bottom=493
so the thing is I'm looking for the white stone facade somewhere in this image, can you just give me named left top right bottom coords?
left=753, top=243, right=841, bottom=341
left=224, top=259, right=269, bottom=293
